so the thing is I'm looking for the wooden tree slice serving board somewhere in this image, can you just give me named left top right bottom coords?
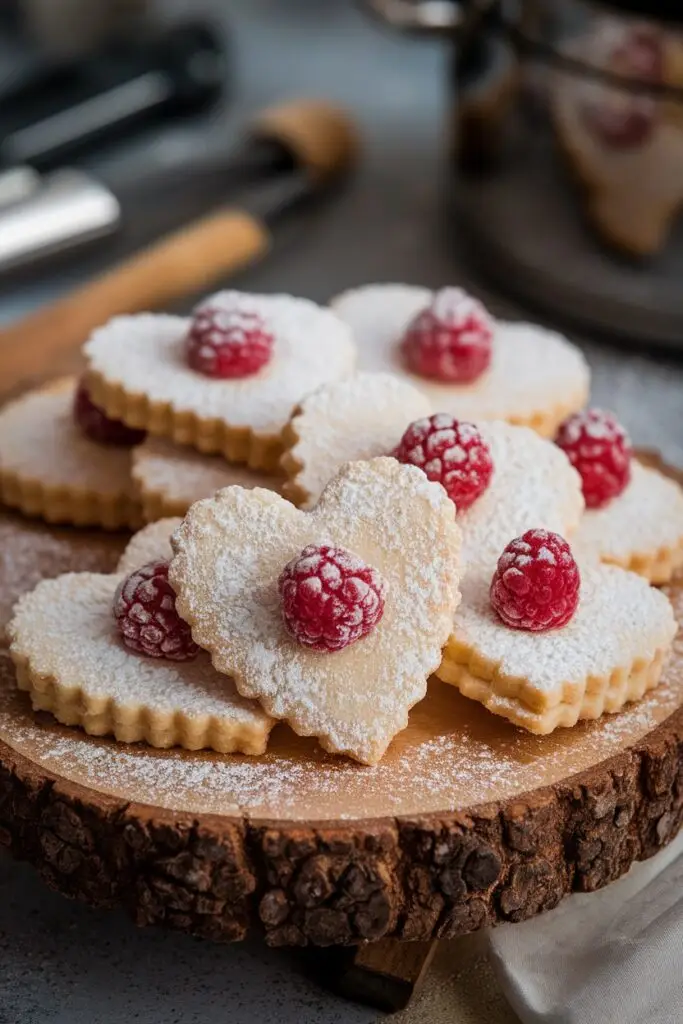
left=0, top=465, right=681, bottom=951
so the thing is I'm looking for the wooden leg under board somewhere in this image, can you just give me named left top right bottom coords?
left=330, top=939, right=439, bottom=1012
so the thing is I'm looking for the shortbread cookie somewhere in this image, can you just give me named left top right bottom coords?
left=170, top=458, right=462, bottom=764
left=132, top=437, right=281, bottom=521
left=281, top=372, right=431, bottom=507
left=116, top=517, right=182, bottom=575
left=455, top=421, right=583, bottom=572
left=84, top=291, right=356, bottom=472
left=556, top=409, right=683, bottom=583
left=0, top=378, right=142, bottom=530
left=437, top=536, right=677, bottom=734
left=283, top=384, right=583, bottom=570
left=331, top=285, right=589, bottom=436
left=8, top=524, right=275, bottom=754
left=575, top=461, right=683, bottom=583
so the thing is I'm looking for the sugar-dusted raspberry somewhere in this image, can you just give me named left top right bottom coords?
left=490, top=529, right=581, bottom=633
left=73, top=380, right=146, bottom=447
left=186, top=300, right=274, bottom=379
left=114, top=560, right=198, bottom=661
left=555, top=408, right=631, bottom=509
left=278, top=544, right=386, bottom=652
left=401, top=287, right=493, bottom=383
left=394, top=414, right=493, bottom=512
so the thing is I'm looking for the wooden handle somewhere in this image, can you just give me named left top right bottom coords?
left=0, top=208, right=270, bottom=396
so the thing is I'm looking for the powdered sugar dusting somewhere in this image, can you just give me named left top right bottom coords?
left=331, top=284, right=590, bottom=422
left=284, top=372, right=431, bottom=507
left=133, top=437, right=280, bottom=512
left=84, top=292, right=356, bottom=434
left=575, top=461, right=683, bottom=566
left=170, top=457, right=461, bottom=764
left=459, top=421, right=584, bottom=573
left=451, top=562, right=677, bottom=695
left=0, top=380, right=137, bottom=497
left=116, top=518, right=182, bottom=575
left=8, top=574, right=272, bottom=729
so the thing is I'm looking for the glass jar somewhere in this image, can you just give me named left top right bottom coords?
left=363, top=0, right=683, bottom=350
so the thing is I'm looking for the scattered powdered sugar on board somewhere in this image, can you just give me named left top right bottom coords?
left=0, top=511, right=125, bottom=641
left=576, top=461, right=683, bottom=563
left=0, top=643, right=680, bottom=820
left=331, top=283, right=590, bottom=421
left=85, top=292, right=357, bottom=433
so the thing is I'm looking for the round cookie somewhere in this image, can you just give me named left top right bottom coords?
left=0, top=378, right=142, bottom=530
left=331, top=284, right=590, bottom=437
left=84, top=291, right=357, bottom=472
left=438, top=559, right=677, bottom=735
left=8, top=522, right=275, bottom=755
left=575, top=460, right=683, bottom=583
left=132, top=437, right=281, bottom=521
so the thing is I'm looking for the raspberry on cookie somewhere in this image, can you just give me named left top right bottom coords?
left=170, top=458, right=462, bottom=764
left=438, top=531, right=676, bottom=734
left=560, top=409, right=683, bottom=583
left=394, top=414, right=493, bottom=512
left=331, top=284, right=589, bottom=437
left=8, top=520, right=275, bottom=754
left=83, top=290, right=356, bottom=472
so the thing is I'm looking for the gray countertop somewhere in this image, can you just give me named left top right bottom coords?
left=0, top=2, right=681, bottom=1021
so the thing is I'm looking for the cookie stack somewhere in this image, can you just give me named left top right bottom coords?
left=2, top=283, right=682, bottom=764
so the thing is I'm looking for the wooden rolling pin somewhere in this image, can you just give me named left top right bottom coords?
left=0, top=99, right=359, bottom=395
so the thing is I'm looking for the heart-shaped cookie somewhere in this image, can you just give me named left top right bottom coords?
left=132, top=437, right=282, bottom=521
left=0, top=378, right=142, bottom=530
left=84, top=291, right=356, bottom=472
left=8, top=522, right=274, bottom=754
left=437, top=559, right=677, bottom=734
left=331, top=284, right=590, bottom=437
left=281, top=372, right=431, bottom=507
left=170, top=458, right=462, bottom=764
left=574, top=460, right=683, bottom=584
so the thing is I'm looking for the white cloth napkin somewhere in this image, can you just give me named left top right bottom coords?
left=487, top=830, right=683, bottom=1024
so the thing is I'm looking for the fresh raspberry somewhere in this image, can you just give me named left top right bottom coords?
left=490, top=529, right=581, bottom=633
left=186, top=300, right=274, bottom=379
left=555, top=408, right=631, bottom=509
left=114, top=560, right=198, bottom=661
left=278, top=545, right=386, bottom=652
left=394, top=414, right=493, bottom=512
left=73, top=381, right=146, bottom=447
left=401, top=287, right=493, bottom=383
left=584, top=26, right=662, bottom=149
